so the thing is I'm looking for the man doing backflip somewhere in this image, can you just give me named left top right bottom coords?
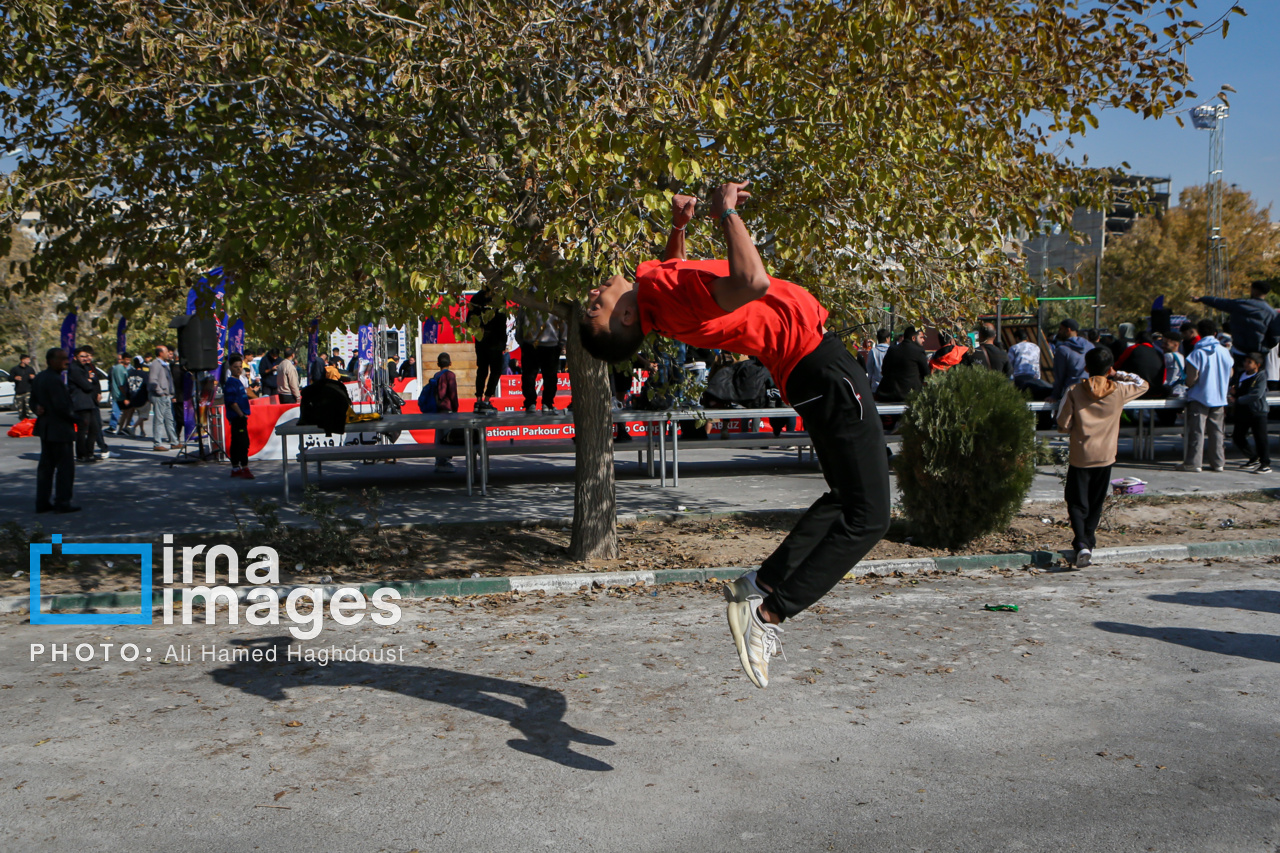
left=580, top=182, right=891, bottom=688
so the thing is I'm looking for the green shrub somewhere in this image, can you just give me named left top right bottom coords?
left=893, top=366, right=1037, bottom=548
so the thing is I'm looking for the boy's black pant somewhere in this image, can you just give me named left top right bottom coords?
left=1232, top=409, right=1270, bottom=466
left=475, top=344, right=504, bottom=398
left=228, top=418, right=250, bottom=468
left=757, top=334, right=891, bottom=620
left=1065, top=464, right=1112, bottom=553
left=521, top=344, right=560, bottom=409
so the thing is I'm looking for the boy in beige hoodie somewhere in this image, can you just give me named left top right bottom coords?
left=1056, top=346, right=1148, bottom=567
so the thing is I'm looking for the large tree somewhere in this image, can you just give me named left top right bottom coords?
left=1097, top=183, right=1279, bottom=323
left=1, top=0, right=1240, bottom=557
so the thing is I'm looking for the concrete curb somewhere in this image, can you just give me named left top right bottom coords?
left=6, top=537, right=1280, bottom=616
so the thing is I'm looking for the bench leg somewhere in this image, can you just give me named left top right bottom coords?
left=281, top=435, right=290, bottom=504
left=300, top=446, right=309, bottom=492
left=659, top=419, right=667, bottom=487
left=479, top=427, right=489, bottom=496
left=465, top=428, right=473, bottom=496
left=673, top=420, right=679, bottom=487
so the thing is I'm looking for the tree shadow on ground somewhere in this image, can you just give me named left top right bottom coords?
left=209, top=635, right=614, bottom=771
left=1149, top=589, right=1280, bottom=616
left=1095, top=621, right=1280, bottom=664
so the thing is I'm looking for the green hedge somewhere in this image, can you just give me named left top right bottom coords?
left=894, top=366, right=1037, bottom=548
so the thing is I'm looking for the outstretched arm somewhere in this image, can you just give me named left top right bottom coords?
left=662, top=194, right=697, bottom=261
left=708, top=180, right=771, bottom=312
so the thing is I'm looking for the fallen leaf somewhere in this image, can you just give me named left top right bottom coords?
left=34, top=739, right=50, bottom=746
left=284, top=721, right=302, bottom=728
left=273, top=791, right=287, bottom=801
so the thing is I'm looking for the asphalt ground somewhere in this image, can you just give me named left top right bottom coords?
left=1, top=410, right=1276, bottom=536
left=3, top=556, right=1279, bottom=852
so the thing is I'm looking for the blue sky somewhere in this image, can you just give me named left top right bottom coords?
left=1054, top=0, right=1279, bottom=218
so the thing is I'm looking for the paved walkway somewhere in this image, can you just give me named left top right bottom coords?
left=3, top=556, right=1278, bottom=851
left=1, top=411, right=1275, bottom=536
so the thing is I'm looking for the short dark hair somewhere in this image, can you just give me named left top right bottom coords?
left=1180, top=321, right=1196, bottom=334
left=1245, top=351, right=1266, bottom=366
left=19, top=353, right=30, bottom=361
left=578, top=313, right=645, bottom=363
left=1014, top=328, right=1029, bottom=342
left=45, top=347, right=64, bottom=364
left=75, top=345, right=94, bottom=355
left=1196, top=318, right=1218, bottom=337
left=1084, top=346, right=1114, bottom=376
left=901, top=326, right=919, bottom=341
left=1135, top=329, right=1152, bottom=345
left=1251, top=280, right=1271, bottom=295
left=283, top=346, right=296, bottom=358
left=437, top=352, right=452, bottom=368
left=1059, top=318, right=1080, bottom=333
left=876, top=328, right=890, bottom=343
left=977, top=325, right=996, bottom=342
left=228, top=354, right=243, bottom=367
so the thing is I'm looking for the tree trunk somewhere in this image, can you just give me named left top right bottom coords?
left=565, top=309, right=619, bottom=561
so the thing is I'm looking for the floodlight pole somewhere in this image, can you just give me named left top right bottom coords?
left=1192, top=103, right=1230, bottom=299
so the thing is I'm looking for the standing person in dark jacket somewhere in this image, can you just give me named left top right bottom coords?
left=258, top=348, right=280, bottom=397
left=470, top=287, right=508, bottom=413
left=874, top=326, right=929, bottom=402
left=67, top=346, right=102, bottom=462
left=1194, top=281, right=1280, bottom=360
left=1230, top=352, right=1271, bottom=473
left=1114, top=330, right=1166, bottom=398
left=1048, top=318, right=1094, bottom=404
left=31, top=348, right=79, bottom=513
left=10, top=354, right=36, bottom=420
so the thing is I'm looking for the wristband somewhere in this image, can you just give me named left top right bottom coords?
left=672, top=224, right=686, bottom=232
left=720, top=208, right=738, bottom=224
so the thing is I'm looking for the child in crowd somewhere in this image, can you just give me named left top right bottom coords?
left=223, top=355, right=254, bottom=479
left=1056, top=346, right=1148, bottom=567
left=1230, top=352, right=1271, bottom=474
left=432, top=352, right=459, bottom=472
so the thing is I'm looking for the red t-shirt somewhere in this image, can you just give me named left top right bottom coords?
left=636, top=259, right=828, bottom=398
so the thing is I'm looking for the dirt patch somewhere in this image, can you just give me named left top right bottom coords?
left=5, top=491, right=1278, bottom=597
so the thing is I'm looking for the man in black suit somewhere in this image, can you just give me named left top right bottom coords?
left=875, top=326, right=930, bottom=403
left=67, top=346, right=102, bottom=462
left=31, top=348, right=80, bottom=513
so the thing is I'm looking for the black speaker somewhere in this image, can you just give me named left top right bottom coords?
left=171, top=314, right=219, bottom=371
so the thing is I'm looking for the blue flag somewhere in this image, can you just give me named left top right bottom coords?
left=60, top=314, right=77, bottom=353
left=227, top=319, right=245, bottom=357
left=116, top=316, right=127, bottom=356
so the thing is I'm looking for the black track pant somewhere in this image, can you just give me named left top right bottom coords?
left=36, top=438, right=75, bottom=510
left=228, top=418, right=250, bottom=468
left=74, top=409, right=95, bottom=459
left=475, top=344, right=504, bottom=398
left=757, top=334, right=891, bottom=620
left=521, top=344, right=560, bottom=409
left=1064, top=464, right=1112, bottom=553
left=1233, top=410, right=1270, bottom=467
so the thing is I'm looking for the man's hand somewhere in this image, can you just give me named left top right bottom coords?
left=709, top=180, right=752, bottom=221
left=672, top=194, right=697, bottom=228
left=1191, top=296, right=1204, bottom=303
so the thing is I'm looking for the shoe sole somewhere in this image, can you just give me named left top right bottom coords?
left=723, top=581, right=765, bottom=689
left=1076, top=553, right=1092, bottom=568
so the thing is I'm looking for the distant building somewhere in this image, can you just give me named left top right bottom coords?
left=1021, top=174, right=1171, bottom=282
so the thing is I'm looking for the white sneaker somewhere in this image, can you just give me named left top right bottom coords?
left=724, top=586, right=785, bottom=688
left=1075, top=548, right=1092, bottom=568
